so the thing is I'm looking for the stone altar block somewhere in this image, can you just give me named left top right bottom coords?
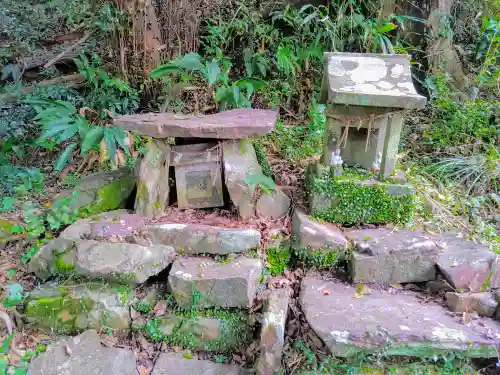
left=320, top=53, right=426, bottom=177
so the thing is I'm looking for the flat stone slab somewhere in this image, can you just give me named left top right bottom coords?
left=346, top=228, right=440, bottom=284
left=27, top=330, right=137, bottom=375
left=168, top=256, right=262, bottom=308
left=256, top=190, right=291, bottom=219
left=75, top=241, right=176, bottom=284
left=292, top=209, right=348, bottom=252
left=300, top=276, right=500, bottom=358
left=59, top=210, right=145, bottom=240
left=436, top=233, right=500, bottom=291
left=113, top=108, right=277, bottom=139
left=321, top=52, right=426, bottom=109
left=152, top=353, right=248, bottom=375
left=147, top=223, right=260, bottom=255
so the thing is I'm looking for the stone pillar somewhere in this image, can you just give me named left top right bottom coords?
left=135, top=139, right=170, bottom=218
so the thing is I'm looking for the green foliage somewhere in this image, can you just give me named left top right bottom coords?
left=267, top=247, right=290, bottom=276
left=270, top=102, right=325, bottom=166
left=253, top=141, right=273, bottom=178
left=75, top=55, right=139, bottom=117
left=244, top=172, right=276, bottom=194
left=475, top=17, right=499, bottom=88
left=2, top=282, right=23, bottom=308
left=424, top=74, right=498, bottom=149
left=292, top=247, right=342, bottom=270
left=32, top=98, right=128, bottom=172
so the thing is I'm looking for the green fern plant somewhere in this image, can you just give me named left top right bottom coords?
left=31, top=99, right=128, bottom=172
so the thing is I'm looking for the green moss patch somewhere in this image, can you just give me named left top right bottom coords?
left=308, top=164, right=414, bottom=225
left=90, top=176, right=135, bottom=213
left=144, top=309, right=251, bottom=353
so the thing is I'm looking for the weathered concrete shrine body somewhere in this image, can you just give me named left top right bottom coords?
left=320, top=52, right=426, bottom=176
left=113, top=109, right=279, bottom=218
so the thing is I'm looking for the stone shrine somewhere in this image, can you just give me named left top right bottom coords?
left=308, top=53, right=426, bottom=225
left=320, top=52, right=426, bottom=176
left=113, top=108, right=278, bottom=218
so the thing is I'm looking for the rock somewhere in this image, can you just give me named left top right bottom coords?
left=54, top=168, right=135, bottom=215
left=155, top=310, right=251, bottom=352
left=27, top=330, right=136, bottom=375
left=168, top=256, right=262, bottom=309
left=28, top=238, right=76, bottom=280
left=346, top=228, right=440, bottom=284
left=25, top=283, right=131, bottom=333
left=75, top=241, right=175, bottom=284
left=435, top=233, right=499, bottom=291
left=222, top=139, right=262, bottom=219
left=256, top=190, right=291, bottom=219
left=30, top=238, right=175, bottom=283
left=59, top=210, right=145, bottom=240
left=427, top=279, right=454, bottom=294
left=114, top=108, right=277, bottom=139
left=300, top=276, right=500, bottom=358
left=147, top=223, right=260, bottom=255
left=291, top=209, right=348, bottom=253
left=135, top=139, right=171, bottom=218
left=258, top=288, right=291, bottom=375
left=152, top=353, right=248, bottom=375
left=445, top=292, right=498, bottom=317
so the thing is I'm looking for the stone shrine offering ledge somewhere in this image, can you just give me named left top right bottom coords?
left=113, top=108, right=278, bottom=218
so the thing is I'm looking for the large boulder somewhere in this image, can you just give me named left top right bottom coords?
left=25, top=283, right=131, bottom=334
left=300, top=276, right=500, bottom=358
left=222, top=139, right=262, bottom=219
left=436, top=233, right=499, bottom=291
left=29, top=239, right=175, bottom=284
left=147, top=223, right=260, bottom=255
left=168, top=256, right=262, bottom=309
left=152, top=353, right=249, bottom=375
left=54, top=168, right=135, bottom=216
left=346, top=228, right=440, bottom=284
left=75, top=241, right=175, bottom=284
left=27, top=330, right=137, bottom=375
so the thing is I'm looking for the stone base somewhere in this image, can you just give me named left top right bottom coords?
left=307, top=163, right=414, bottom=225
left=346, top=228, right=440, bottom=284
left=300, top=276, right=500, bottom=358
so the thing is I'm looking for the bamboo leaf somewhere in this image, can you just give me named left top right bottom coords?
left=81, top=127, right=104, bottom=154
left=55, top=143, right=77, bottom=172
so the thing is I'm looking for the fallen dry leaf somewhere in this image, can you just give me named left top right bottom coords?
left=353, top=284, right=372, bottom=299
left=322, top=289, right=329, bottom=295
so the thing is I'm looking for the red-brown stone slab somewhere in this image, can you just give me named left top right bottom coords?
left=113, top=108, right=278, bottom=139
left=300, top=276, right=500, bottom=358
left=435, top=233, right=499, bottom=291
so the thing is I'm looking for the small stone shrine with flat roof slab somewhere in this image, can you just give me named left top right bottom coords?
left=113, top=108, right=280, bottom=218
left=309, top=52, right=426, bottom=225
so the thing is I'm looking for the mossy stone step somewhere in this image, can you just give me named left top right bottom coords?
left=25, top=283, right=132, bottom=334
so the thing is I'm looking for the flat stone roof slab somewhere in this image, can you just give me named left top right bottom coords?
left=113, top=108, right=277, bottom=139
left=321, top=52, right=426, bottom=109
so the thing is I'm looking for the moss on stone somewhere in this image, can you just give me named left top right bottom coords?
left=55, top=253, right=75, bottom=273
left=25, top=295, right=94, bottom=333
left=89, top=176, right=135, bottom=213
left=144, top=309, right=251, bottom=353
left=308, top=164, right=414, bottom=225
left=253, top=140, right=273, bottom=178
